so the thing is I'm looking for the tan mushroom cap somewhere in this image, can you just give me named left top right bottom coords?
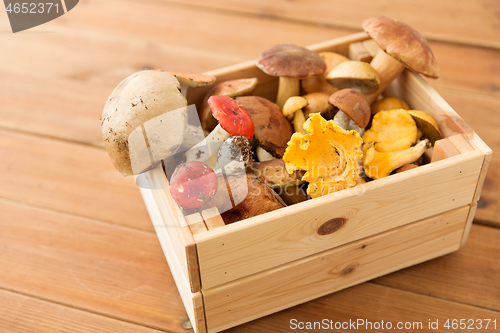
left=166, top=71, right=216, bottom=87
left=282, top=96, right=308, bottom=118
left=257, top=44, right=326, bottom=78
left=362, top=16, right=439, bottom=78
left=198, top=78, right=258, bottom=131
left=236, top=96, right=293, bottom=158
left=328, top=89, right=371, bottom=128
left=301, top=52, right=349, bottom=94
left=302, top=92, right=335, bottom=119
left=407, top=110, right=442, bottom=144
left=326, top=60, right=380, bottom=94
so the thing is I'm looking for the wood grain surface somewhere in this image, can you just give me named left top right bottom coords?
left=0, top=0, right=499, bottom=331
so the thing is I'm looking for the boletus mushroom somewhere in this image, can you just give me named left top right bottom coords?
left=362, top=16, right=439, bottom=104
left=236, top=96, right=293, bottom=158
left=202, top=173, right=285, bottom=224
left=257, top=44, right=326, bottom=108
left=301, top=51, right=349, bottom=94
left=328, top=89, right=371, bottom=134
left=166, top=71, right=216, bottom=98
left=101, top=70, right=187, bottom=176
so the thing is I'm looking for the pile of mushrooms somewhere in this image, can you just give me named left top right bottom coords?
left=101, top=15, right=445, bottom=227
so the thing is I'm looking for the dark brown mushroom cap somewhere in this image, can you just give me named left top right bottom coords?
left=257, top=44, right=326, bottom=78
left=236, top=96, right=293, bottom=157
left=328, top=89, right=371, bottom=128
left=362, top=16, right=439, bottom=79
left=166, top=71, right=216, bottom=87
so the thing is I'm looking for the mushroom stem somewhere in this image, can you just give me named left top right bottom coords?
left=179, top=84, right=188, bottom=98
left=333, top=110, right=350, bottom=130
left=349, top=120, right=365, bottom=136
left=256, top=146, right=277, bottom=162
left=276, top=77, right=300, bottom=108
left=364, top=51, right=406, bottom=105
left=293, top=109, right=307, bottom=135
left=184, top=123, right=230, bottom=168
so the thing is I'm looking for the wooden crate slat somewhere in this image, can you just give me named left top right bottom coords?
left=139, top=183, right=207, bottom=333
left=431, top=137, right=461, bottom=162
left=194, top=150, right=484, bottom=290
left=201, top=207, right=225, bottom=230
left=232, top=280, right=500, bottom=333
left=202, top=206, right=469, bottom=332
left=141, top=167, right=202, bottom=293
left=186, top=213, right=209, bottom=235
left=460, top=203, right=478, bottom=248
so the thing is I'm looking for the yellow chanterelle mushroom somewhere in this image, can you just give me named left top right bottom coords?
left=364, top=140, right=428, bottom=179
left=283, top=113, right=363, bottom=198
left=362, top=109, right=418, bottom=153
left=362, top=109, right=429, bottom=179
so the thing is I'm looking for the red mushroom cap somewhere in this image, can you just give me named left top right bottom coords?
left=170, top=161, right=218, bottom=209
left=208, top=95, right=254, bottom=140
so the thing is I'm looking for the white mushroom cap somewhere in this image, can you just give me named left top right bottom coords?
left=101, top=70, right=187, bottom=176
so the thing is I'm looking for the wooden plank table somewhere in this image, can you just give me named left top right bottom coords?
left=1, top=1, right=499, bottom=332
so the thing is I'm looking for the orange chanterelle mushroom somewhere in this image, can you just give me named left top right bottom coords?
left=283, top=113, right=363, bottom=198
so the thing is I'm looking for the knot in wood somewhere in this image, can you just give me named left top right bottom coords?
left=341, top=263, right=359, bottom=276
left=317, top=217, right=346, bottom=235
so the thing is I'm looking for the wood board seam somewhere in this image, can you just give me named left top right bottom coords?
left=0, top=195, right=155, bottom=235
left=0, top=286, right=172, bottom=333
left=368, top=281, right=500, bottom=313
left=201, top=206, right=469, bottom=290
left=132, top=0, right=500, bottom=51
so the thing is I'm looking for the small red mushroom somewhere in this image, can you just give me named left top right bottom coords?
left=208, top=95, right=254, bottom=140
left=169, top=161, right=218, bottom=209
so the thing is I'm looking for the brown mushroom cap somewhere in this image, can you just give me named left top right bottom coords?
left=236, top=96, right=293, bottom=157
left=328, top=89, right=371, bottom=128
left=257, top=44, right=326, bottom=78
left=326, top=60, right=380, bottom=94
left=302, top=92, right=336, bottom=119
left=166, top=71, right=216, bottom=87
left=198, top=78, right=258, bottom=131
left=407, top=110, right=442, bottom=144
left=362, top=16, right=439, bottom=78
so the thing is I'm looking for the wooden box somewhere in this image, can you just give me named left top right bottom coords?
left=137, top=32, right=491, bottom=333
